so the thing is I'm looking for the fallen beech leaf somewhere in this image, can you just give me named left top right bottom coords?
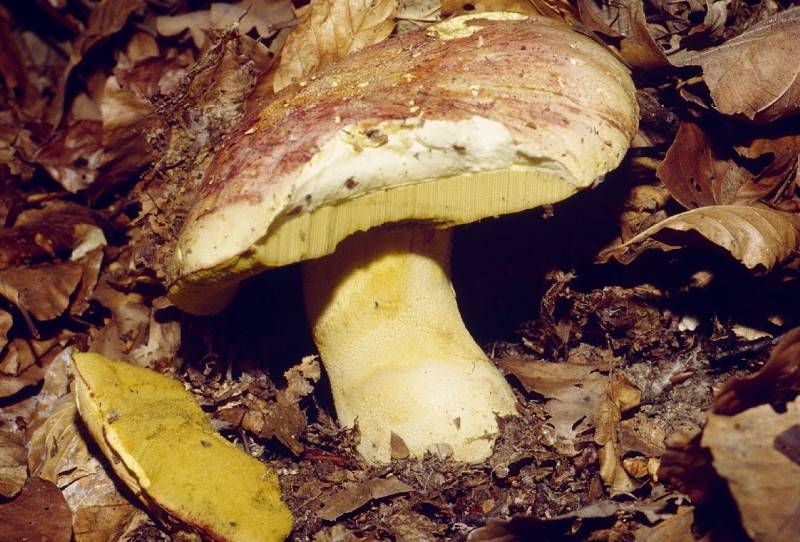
left=28, top=395, right=140, bottom=542
left=501, top=357, right=607, bottom=454
left=0, top=337, right=63, bottom=398
left=713, top=327, right=800, bottom=416
left=47, top=0, right=146, bottom=129
left=241, top=357, right=319, bottom=455
left=157, top=0, right=295, bottom=50
left=0, top=261, right=84, bottom=321
left=318, top=477, right=414, bottom=521
left=28, top=395, right=98, bottom=488
left=733, top=132, right=800, bottom=204
left=0, top=477, right=72, bottom=542
left=0, top=431, right=26, bottom=497
left=657, top=122, right=750, bottom=209
left=33, top=120, right=103, bottom=192
left=676, top=7, right=800, bottom=123
left=72, top=353, right=293, bottom=542
left=595, top=376, right=640, bottom=495
left=702, top=396, right=800, bottom=541
left=468, top=501, right=640, bottom=540
left=27, top=348, right=73, bottom=434
left=598, top=205, right=800, bottom=272
left=273, top=0, right=397, bottom=92
left=577, top=0, right=670, bottom=70
left=88, top=282, right=150, bottom=360
left=634, top=507, right=694, bottom=542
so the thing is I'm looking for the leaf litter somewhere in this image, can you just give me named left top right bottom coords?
left=1, top=0, right=800, bottom=540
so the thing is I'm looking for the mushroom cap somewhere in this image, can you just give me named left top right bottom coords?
left=169, top=12, right=638, bottom=314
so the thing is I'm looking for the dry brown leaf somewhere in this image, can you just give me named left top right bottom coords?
left=27, top=395, right=141, bottom=542
left=317, top=477, right=414, bottom=521
left=577, top=0, right=670, bottom=70
left=595, top=375, right=640, bottom=495
left=0, top=477, right=72, bottom=542
left=0, top=337, right=63, bottom=398
left=657, top=122, right=750, bottom=209
left=47, top=0, right=146, bottom=130
left=88, top=282, right=150, bottom=361
left=33, top=120, right=103, bottom=193
left=598, top=205, right=800, bottom=272
left=676, top=7, right=800, bottom=123
left=0, top=262, right=84, bottom=321
left=273, top=0, right=397, bottom=92
left=501, top=357, right=607, bottom=455
left=26, top=347, right=73, bottom=435
left=0, top=201, right=98, bottom=268
left=157, top=0, right=295, bottom=50
left=0, top=431, right=26, bottom=497
left=714, top=328, right=800, bottom=416
left=702, top=396, right=800, bottom=541
left=241, top=356, right=321, bottom=454
left=734, top=131, right=800, bottom=205
left=634, top=507, right=695, bottom=542
left=28, top=395, right=98, bottom=488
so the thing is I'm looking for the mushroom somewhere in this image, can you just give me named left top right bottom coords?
left=168, top=12, right=638, bottom=464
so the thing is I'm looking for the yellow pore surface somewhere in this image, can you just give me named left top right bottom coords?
left=171, top=168, right=577, bottom=315
left=72, top=353, right=292, bottom=542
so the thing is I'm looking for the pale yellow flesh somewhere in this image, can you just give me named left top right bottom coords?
left=72, top=353, right=293, bottom=542
left=303, top=226, right=518, bottom=464
left=172, top=168, right=577, bottom=315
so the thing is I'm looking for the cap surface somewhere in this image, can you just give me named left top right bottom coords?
left=169, top=12, right=638, bottom=314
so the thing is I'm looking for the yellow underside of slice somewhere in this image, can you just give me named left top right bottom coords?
left=72, top=353, right=292, bottom=542
left=170, top=168, right=577, bottom=314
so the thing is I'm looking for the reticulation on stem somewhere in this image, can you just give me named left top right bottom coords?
left=303, top=225, right=517, bottom=464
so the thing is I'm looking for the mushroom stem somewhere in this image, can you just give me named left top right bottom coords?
left=303, top=225, right=517, bottom=464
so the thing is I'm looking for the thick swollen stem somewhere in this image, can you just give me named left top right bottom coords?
left=303, top=225, right=517, bottom=464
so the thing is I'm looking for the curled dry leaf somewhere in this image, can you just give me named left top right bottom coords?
left=595, top=375, right=640, bottom=495
left=500, top=357, right=607, bottom=455
left=242, top=356, right=321, bottom=455
left=0, top=336, right=64, bottom=398
left=72, top=353, right=293, bottom=542
left=634, top=507, right=695, bottom=542
left=47, top=0, right=146, bottom=130
left=598, top=205, right=800, bottom=272
left=0, top=430, right=26, bottom=497
left=272, top=0, right=398, bottom=92
left=702, top=396, right=800, bottom=541
left=676, top=7, right=800, bottom=123
left=0, top=262, right=83, bottom=321
left=0, top=477, right=72, bottom=542
left=733, top=131, right=800, bottom=205
left=157, top=0, right=295, bottom=50
left=656, top=121, right=750, bottom=209
left=577, top=0, right=670, bottom=70
left=317, top=477, right=414, bottom=521
left=713, top=327, right=800, bottom=416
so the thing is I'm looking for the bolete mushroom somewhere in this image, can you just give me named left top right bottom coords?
left=168, top=12, right=638, bottom=464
